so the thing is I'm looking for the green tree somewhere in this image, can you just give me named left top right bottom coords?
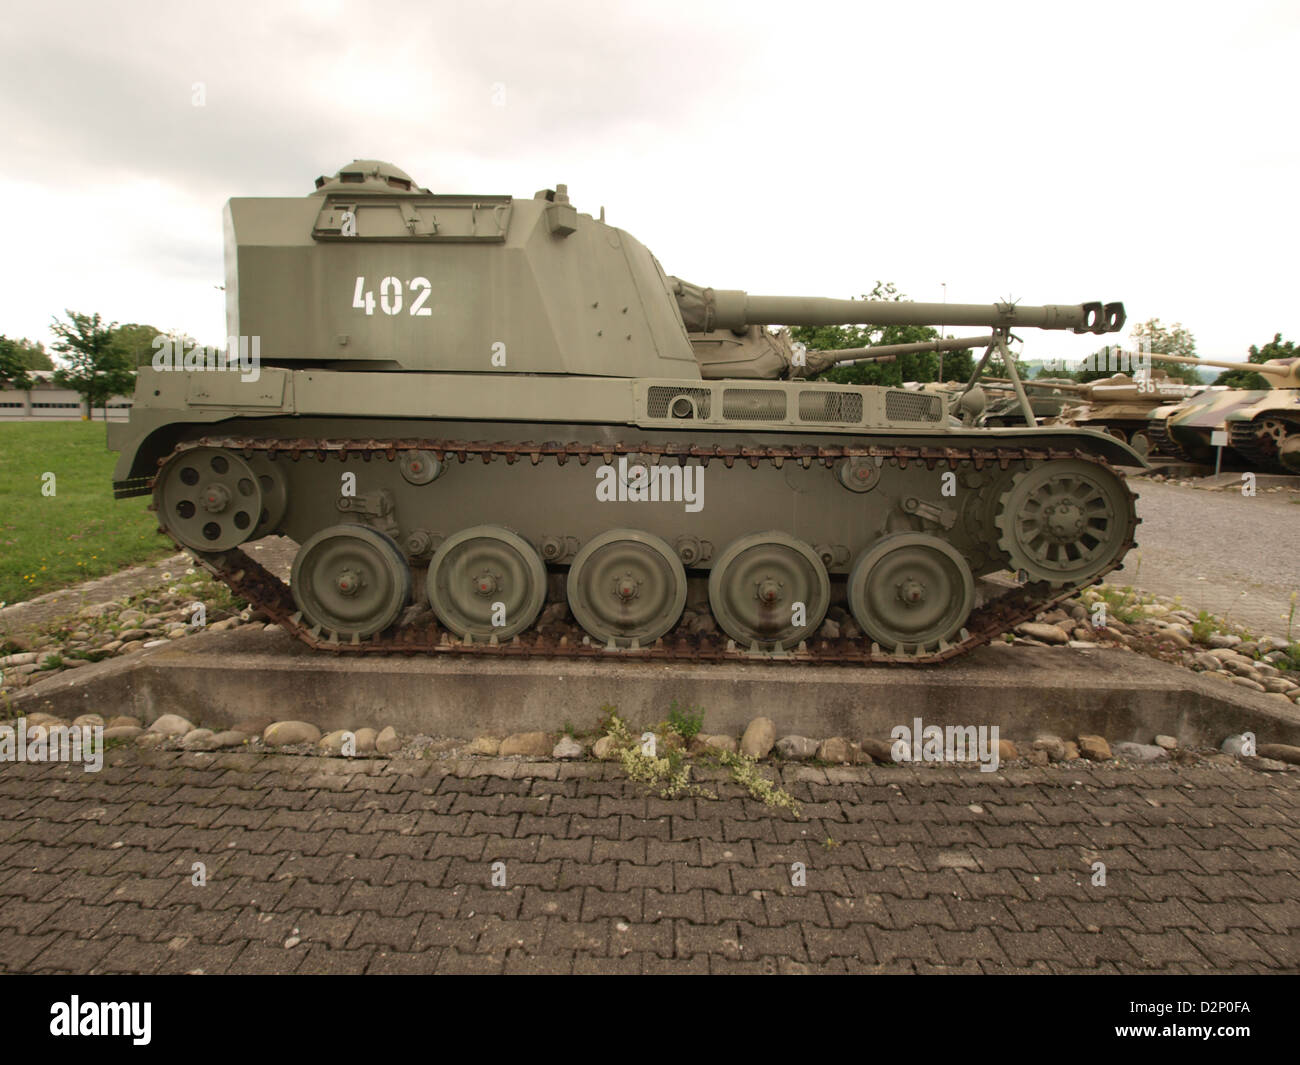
left=1064, top=346, right=1132, bottom=384
left=1131, top=318, right=1202, bottom=384
left=8, top=337, right=53, bottom=370
left=112, top=322, right=168, bottom=368
left=1214, top=333, right=1294, bottom=390
left=0, top=335, right=35, bottom=390
left=791, top=282, right=976, bottom=386
left=50, top=310, right=136, bottom=420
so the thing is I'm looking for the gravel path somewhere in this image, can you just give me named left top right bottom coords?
left=0, top=552, right=189, bottom=636
left=1125, top=479, right=1300, bottom=637
left=0, top=537, right=297, bottom=638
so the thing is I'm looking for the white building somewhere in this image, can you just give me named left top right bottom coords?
left=0, top=370, right=133, bottom=420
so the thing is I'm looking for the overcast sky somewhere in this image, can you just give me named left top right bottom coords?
left=2, top=0, right=1297, bottom=367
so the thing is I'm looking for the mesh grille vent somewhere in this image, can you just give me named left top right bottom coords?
left=884, top=390, right=943, bottom=423
left=647, top=386, right=712, bottom=419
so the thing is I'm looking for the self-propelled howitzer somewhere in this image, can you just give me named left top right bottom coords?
left=110, top=159, right=1139, bottom=662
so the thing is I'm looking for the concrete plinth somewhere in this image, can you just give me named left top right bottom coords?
left=9, top=627, right=1300, bottom=747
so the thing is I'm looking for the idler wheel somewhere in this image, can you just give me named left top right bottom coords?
left=156, top=447, right=263, bottom=552
left=427, top=525, right=546, bottom=641
left=847, top=533, right=974, bottom=652
left=1128, top=430, right=1152, bottom=459
left=290, top=524, right=411, bottom=639
left=993, top=459, right=1134, bottom=585
left=708, top=531, right=829, bottom=651
left=566, top=529, right=686, bottom=648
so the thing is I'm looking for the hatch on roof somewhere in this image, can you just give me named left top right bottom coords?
left=312, top=160, right=429, bottom=196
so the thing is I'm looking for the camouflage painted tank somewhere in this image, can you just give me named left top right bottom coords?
left=1143, top=355, right=1300, bottom=471
left=109, top=160, right=1139, bottom=662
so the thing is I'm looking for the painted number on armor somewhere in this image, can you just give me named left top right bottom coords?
left=352, top=276, right=433, bottom=317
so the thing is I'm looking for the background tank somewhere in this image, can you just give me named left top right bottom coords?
left=1042, top=370, right=1203, bottom=460
left=109, top=160, right=1137, bottom=659
left=976, top=378, right=1076, bottom=429
left=1143, top=354, right=1300, bottom=471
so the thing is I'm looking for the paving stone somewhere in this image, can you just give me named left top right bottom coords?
left=0, top=747, right=1294, bottom=974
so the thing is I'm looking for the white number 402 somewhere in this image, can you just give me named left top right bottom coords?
left=353, top=276, right=432, bottom=317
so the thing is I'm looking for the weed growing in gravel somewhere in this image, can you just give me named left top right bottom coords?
left=716, top=749, right=802, bottom=816
left=1191, top=611, right=1220, bottom=644
left=1095, top=585, right=1147, bottom=625
left=597, top=703, right=621, bottom=733
left=602, top=711, right=713, bottom=800
left=666, top=699, right=704, bottom=740
left=66, top=648, right=110, bottom=663
left=596, top=710, right=810, bottom=817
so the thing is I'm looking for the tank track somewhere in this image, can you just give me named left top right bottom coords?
left=151, top=435, right=1139, bottom=666
left=1227, top=416, right=1293, bottom=472
left=1147, top=418, right=1194, bottom=461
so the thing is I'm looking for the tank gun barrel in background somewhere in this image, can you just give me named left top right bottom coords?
left=1144, top=352, right=1300, bottom=388
left=982, top=376, right=1086, bottom=392
left=823, top=335, right=996, bottom=363
left=811, top=335, right=993, bottom=371
left=670, top=278, right=1125, bottom=336
left=795, top=334, right=993, bottom=376
left=813, top=349, right=897, bottom=365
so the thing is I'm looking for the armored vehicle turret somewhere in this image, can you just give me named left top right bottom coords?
left=110, top=160, right=1138, bottom=661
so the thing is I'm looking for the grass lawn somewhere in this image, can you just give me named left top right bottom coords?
left=0, top=421, right=173, bottom=603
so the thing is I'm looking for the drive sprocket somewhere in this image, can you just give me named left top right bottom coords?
left=993, top=459, right=1137, bottom=586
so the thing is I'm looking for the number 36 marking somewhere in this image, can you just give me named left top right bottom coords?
left=353, top=276, right=432, bottom=317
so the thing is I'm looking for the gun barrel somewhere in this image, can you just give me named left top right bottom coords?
left=824, top=335, right=997, bottom=362
left=813, top=348, right=896, bottom=362
left=671, top=277, right=1125, bottom=336
left=828, top=352, right=897, bottom=366
left=1146, top=353, right=1299, bottom=389
left=1145, top=353, right=1290, bottom=376
left=984, top=376, right=1085, bottom=391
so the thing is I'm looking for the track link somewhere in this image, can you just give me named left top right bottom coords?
left=1227, top=417, right=1294, bottom=472
left=1147, top=418, right=1195, bottom=462
left=152, top=435, right=1139, bottom=666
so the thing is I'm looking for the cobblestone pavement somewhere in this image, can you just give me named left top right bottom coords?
left=0, top=749, right=1296, bottom=974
